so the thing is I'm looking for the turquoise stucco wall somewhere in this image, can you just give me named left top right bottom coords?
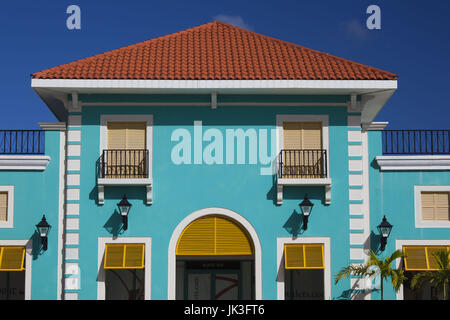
left=74, top=94, right=354, bottom=300
left=368, top=130, right=450, bottom=300
left=0, top=130, right=61, bottom=299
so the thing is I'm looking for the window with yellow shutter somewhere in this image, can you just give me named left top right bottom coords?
left=0, top=247, right=25, bottom=271
left=283, top=243, right=325, bottom=300
left=284, top=244, right=324, bottom=269
left=104, top=244, right=145, bottom=269
left=403, top=246, right=450, bottom=271
left=103, top=243, right=146, bottom=300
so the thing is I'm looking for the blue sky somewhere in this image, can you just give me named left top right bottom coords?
left=0, top=0, right=449, bottom=129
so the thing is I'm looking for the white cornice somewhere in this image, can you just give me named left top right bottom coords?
left=38, top=122, right=66, bottom=131
left=376, top=155, right=450, bottom=171
left=31, top=79, right=398, bottom=91
left=0, top=155, right=51, bottom=171
left=362, top=122, right=389, bottom=131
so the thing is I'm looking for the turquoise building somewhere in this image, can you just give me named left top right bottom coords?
left=0, top=21, right=448, bottom=300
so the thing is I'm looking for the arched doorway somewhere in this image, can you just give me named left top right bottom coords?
left=168, top=207, right=261, bottom=300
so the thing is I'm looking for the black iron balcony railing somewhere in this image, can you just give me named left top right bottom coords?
left=278, top=149, right=328, bottom=179
left=382, top=130, right=450, bottom=155
left=99, top=149, right=149, bottom=179
left=0, top=130, right=45, bottom=154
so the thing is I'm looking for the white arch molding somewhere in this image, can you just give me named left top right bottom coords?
left=167, top=207, right=262, bottom=300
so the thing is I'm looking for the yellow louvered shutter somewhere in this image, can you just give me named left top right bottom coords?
left=304, top=244, right=324, bottom=268
left=0, top=247, right=25, bottom=271
left=0, top=192, right=7, bottom=222
left=215, top=217, right=253, bottom=255
left=124, top=244, right=145, bottom=268
left=284, top=244, right=324, bottom=269
left=284, top=244, right=305, bottom=269
left=426, top=247, right=443, bottom=270
left=421, top=192, right=450, bottom=221
left=404, top=246, right=429, bottom=270
left=176, top=215, right=254, bottom=256
left=104, top=244, right=145, bottom=269
left=404, top=246, right=450, bottom=270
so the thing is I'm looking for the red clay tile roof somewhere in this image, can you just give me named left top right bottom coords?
left=32, top=21, right=397, bottom=81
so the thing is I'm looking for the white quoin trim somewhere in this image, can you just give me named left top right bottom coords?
left=167, top=207, right=262, bottom=300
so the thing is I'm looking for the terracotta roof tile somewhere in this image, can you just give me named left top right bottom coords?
left=32, top=21, right=397, bottom=80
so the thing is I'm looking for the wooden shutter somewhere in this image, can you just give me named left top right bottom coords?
left=176, top=215, right=254, bottom=256
left=126, top=122, right=146, bottom=149
left=282, top=122, right=323, bottom=178
left=0, top=192, right=7, bottom=222
left=404, top=246, right=450, bottom=271
left=106, top=122, right=146, bottom=178
left=107, top=122, right=146, bottom=150
left=403, top=246, right=428, bottom=270
left=301, top=122, right=322, bottom=150
left=0, top=247, right=25, bottom=271
left=283, top=122, right=302, bottom=150
left=284, top=244, right=305, bottom=269
left=421, top=192, right=450, bottom=221
left=104, top=244, right=145, bottom=269
left=107, top=122, right=127, bottom=149
left=284, top=244, right=324, bottom=269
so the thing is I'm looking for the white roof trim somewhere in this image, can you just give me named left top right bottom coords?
left=376, top=155, right=450, bottom=171
left=31, top=79, right=398, bottom=90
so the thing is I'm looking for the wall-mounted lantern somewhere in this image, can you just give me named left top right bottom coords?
left=36, top=215, right=51, bottom=251
left=377, top=215, right=393, bottom=251
left=117, top=194, right=132, bottom=231
left=299, top=194, right=314, bottom=231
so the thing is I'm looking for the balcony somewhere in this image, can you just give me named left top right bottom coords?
left=0, top=130, right=45, bottom=154
left=276, top=149, right=331, bottom=205
left=377, top=130, right=450, bottom=171
left=97, top=149, right=152, bottom=205
left=0, top=130, right=49, bottom=170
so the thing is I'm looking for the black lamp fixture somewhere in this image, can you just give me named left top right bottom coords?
left=377, top=215, right=393, bottom=251
left=299, top=194, right=314, bottom=230
left=36, top=215, right=51, bottom=251
left=117, top=194, right=132, bottom=230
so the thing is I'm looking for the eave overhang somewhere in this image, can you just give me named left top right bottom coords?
left=32, top=78, right=397, bottom=124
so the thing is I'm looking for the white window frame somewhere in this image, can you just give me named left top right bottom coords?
left=0, top=186, right=14, bottom=228
left=97, top=237, right=152, bottom=300
left=275, top=115, right=331, bottom=204
left=0, top=239, right=32, bottom=300
left=99, top=114, right=153, bottom=177
left=98, top=115, right=154, bottom=205
left=276, top=237, right=331, bottom=300
left=414, top=185, right=450, bottom=228
left=395, top=239, right=450, bottom=300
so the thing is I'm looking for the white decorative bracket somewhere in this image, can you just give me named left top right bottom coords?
left=211, top=91, right=217, bottom=109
